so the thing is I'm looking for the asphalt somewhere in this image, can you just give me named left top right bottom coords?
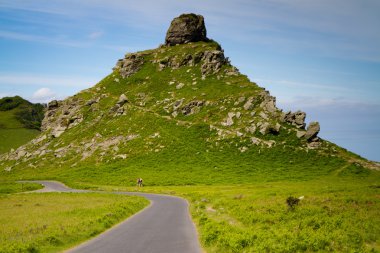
left=22, top=181, right=201, bottom=253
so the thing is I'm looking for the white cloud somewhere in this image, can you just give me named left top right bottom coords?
left=0, top=73, right=97, bottom=88
left=32, top=88, right=56, bottom=103
left=88, top=31, right=103, bottom=40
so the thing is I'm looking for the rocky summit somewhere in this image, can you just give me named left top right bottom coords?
left=1, top=14, right=378, bottom=185
left=165, top=13, right=208, bottom=46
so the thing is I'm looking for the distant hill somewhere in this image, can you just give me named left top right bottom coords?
left=1, top=14, right=378, bottom=185
left=0, top=96, right=45, bottom=153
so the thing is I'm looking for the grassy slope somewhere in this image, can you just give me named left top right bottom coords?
left=0, top=191, right=148, bottom=253
left=0, top=109, right=40, bottom=154
left=1, top=41, right=360, bottom=186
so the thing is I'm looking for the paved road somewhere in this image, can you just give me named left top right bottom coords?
left=24, top=181, right=201, bottom=253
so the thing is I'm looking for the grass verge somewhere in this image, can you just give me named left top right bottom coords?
left=0, top=181, right=43, bottom=194
left=0, top=192, right=149, bottom=253
left=135, top=177, right=380, bottom=252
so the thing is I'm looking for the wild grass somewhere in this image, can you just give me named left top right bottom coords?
left=138, top=175, right=380, bottom=252
left=0, top=128, right=40, bottom=154
left=0, top=192, right=148, bottom=253
left=0, top=181, right=42, bottom=194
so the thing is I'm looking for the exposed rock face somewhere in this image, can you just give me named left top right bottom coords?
left=305, top=121, right=320, bottom=141
left=201, top=50, right=226, bottom=76
left=114, top=53, right=144, bottom=78
left=165, top=13, right=208, bottom=46
left=283, top=111, right=306, bottom=129
left=259, top=91, right=277, bottom=115
left=41, top=98, right=84, bottom=138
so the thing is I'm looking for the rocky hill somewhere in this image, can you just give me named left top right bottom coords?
left=1, top=14, right=378, bottom=185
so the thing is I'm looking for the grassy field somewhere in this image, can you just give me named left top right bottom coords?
left=137, top=175, right=380, bottom=252
left=0, top=187, right=149, bottom=253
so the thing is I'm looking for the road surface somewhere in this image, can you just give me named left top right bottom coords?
left=23, top=181, right=201, bottom=253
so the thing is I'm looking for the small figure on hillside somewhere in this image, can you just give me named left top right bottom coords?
left=137, top=178, right=143, bottom=187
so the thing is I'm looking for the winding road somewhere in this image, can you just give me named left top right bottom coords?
left=25, top=181, right=201, bottom=253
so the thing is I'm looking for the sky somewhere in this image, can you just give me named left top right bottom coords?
left=0, top=0, right=379, bottom=161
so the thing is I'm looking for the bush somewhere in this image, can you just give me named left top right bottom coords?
left=286, top=196, right=300, bottom=210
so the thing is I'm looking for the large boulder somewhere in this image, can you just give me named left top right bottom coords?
left=165, top=13, right=208, bottom=46
left=305, top=122, right=320, bottom=141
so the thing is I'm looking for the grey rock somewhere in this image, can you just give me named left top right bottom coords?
left=283, top=110, right=306, bottom=129
left=165, top=13, right=208, bottom=46
left=114, top=53, right=144, bottom=78
left=305, top=122, right=320, bottom=141
left=296, top=130, right=306, bottom=138
left=47, top=100, right=59, bottom=110
left=201, top=50, right=226, bottom=75
left=181, top=100, right=204, bottom=115
left=243, top=97, right=255, bottom=110
left=117, top=94, right=128, bottom=105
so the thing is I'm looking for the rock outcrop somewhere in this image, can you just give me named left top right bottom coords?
left=201, top=50, right=227, bottom=76
left=305, top=121, right=320, bottom=141
left=283, top=111, right=306, bottom=129
left=165, top=13, right=208, bottom=46
left=114, top=53, right=144, bottom=78
left=42, top=98, right=84, bottom=138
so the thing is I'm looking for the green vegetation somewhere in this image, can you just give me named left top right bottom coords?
left=138, top=175, right=380, bottom=252
left=0, top=128, right=40, bottom=154
left=0, top=96, right=45, bottom=154
left=0, top=181, right=42, bottom=194
left=0, top=41, right=379, bottom=252
left=0, top=191, right=148, bottom=253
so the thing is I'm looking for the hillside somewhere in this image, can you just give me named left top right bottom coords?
left=0, top=96, right=44, bottom=154
left=0, top=14, right=378, bottom=185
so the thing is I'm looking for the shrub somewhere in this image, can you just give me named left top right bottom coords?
left=286, top=196, right=300, bottom=210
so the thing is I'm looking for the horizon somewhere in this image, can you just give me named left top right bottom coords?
left=1, top=1, right=379, bottom=161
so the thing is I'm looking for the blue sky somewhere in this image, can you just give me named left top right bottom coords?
left=0, top=0, right=379, bottom=161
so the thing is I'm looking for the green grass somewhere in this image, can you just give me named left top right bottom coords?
left=0, top=104, right=41, bottom=154
left=1, top=40, right=379, bottom=253
left=137, top=175, right=380, bottom=252
left=0, top=192, right=149, bottom=253
left=0, top=181, right=43, bottom=194
left=0, top=128, right=40, bottom=154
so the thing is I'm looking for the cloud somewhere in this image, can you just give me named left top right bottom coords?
left=88, top=31, right=103, bottom=40
left=0, top=73, right=97, bottom=88
left=0, top=30, right=88, bottom=47
left=2, top=0, right=379, bottom=61
left=32, top=88, right=56, bottom=103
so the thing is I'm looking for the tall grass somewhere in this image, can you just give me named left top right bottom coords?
left=0, top=192, right=148, bottom=252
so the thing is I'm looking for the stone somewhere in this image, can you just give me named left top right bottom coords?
left=47, top=100, right=59, bottom=110
left=296, top=130, right=306, bottom=138
left=201, top=50, right=226, bottom=75
left=86, top=99, right=97, bottom=106
left=165, top=13, right=208, bottom=46
left=260, top=91, right=277, bottom=114
left=114, top=53, right=144, bottom=78
left=251, top=137, right=261, bottom=145
left=117, top=94, right=128, bottom=105
left=181, top=100, right=204, bottom=115
left=176, top=83, right=185, bottom=89
left=243, top=97, right=255, bottom=110
left=305, top=122, right=320, bottom=141
left=245, top=124, right=257, bottom=134
left=283, top=110, right=306, bottom=129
